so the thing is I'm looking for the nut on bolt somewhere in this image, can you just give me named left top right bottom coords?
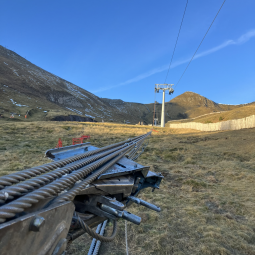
left=29, top=216, right=45, bottom=232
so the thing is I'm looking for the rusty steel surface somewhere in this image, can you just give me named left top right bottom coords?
left=0, top=201, right=74, bottom=255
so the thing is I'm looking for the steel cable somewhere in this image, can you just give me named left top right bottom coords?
left=78, top=216, right=117, bottom=242
left=125, top=220, right=129, bottom=255
left=0, top=145, right=134, bottom=223
left=164, top=0, right=189, bottom=83
left=175, top=0, right=226, bottom=88
left=0, top=133, right=150, bottom=203
left=0, top=143, right=130, bottom=203
left=0, top=133, right=147, bottom=189
left=56, top=147, right=131, bottom=203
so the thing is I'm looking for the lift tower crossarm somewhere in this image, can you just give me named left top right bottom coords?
left=155, top=84, right=174, bottom=128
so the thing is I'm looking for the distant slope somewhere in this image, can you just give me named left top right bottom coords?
left=165, top=92, right=240, bottom=119
left=0, top=45, right=253, bottom=124
left=179, top=102, right=255, bottom=124
left=0, top=45, right=153, bottom=123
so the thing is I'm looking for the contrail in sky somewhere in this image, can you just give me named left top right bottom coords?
left=92, top=30, right=255, bottom=93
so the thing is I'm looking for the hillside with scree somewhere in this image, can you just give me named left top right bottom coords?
left=0, top=45, right=252, bottom=124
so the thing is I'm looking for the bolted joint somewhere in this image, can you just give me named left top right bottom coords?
left=100, top=204, right=141, bottom=225
left=29, top=216, right=45, bottom=232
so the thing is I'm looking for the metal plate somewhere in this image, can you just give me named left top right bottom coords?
left=78, top=175, right=134, bottom=198
left=45, top=143, right=95, bottom=160
left=98, top=157, right=149, bottom=179
left=0, top=201, right=75, bottom=255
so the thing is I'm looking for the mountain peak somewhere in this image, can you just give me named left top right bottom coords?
left=170, top=91, right=216, bottom=107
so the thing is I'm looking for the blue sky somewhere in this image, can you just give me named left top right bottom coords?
left=1, top=0, right=254, bottom=105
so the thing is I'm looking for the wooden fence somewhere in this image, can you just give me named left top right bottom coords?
left=168, top=115, right=255, bottom=131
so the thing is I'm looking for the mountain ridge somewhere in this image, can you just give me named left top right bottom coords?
left=0, top=45, right=252, bottom=124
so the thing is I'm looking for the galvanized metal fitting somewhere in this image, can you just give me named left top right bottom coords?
left=128, top=196, right=161, bottom=212
left=100, top=204, right=141, bottom=225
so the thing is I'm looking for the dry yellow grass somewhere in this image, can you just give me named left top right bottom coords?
left=1, top=121, right=255, bottom=254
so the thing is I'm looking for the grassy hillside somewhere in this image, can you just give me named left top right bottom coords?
left=168, top=102, right=255, bottom=124
left=1, top=121, right=255, bottom=254
left=2, top=45, right=252, bottom=124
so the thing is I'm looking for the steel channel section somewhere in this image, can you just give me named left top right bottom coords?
left=77, top=175, right=134, bottom=198
left=98, top=156, right=149, bottom=180
left=45, top=142, right=91, bottom=160
left=0, top=201, right=75, bottom=255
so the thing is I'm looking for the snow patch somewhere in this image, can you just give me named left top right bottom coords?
left=10, top=99, right=28, bottom=107
left=66, top=107, right=83, bottom=115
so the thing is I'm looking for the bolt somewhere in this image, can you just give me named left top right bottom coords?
left=30, top=216, right=45, bottom=232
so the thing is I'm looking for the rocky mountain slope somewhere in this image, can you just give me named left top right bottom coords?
left=0, top=45, right=251, bottom=124
left=0, top=45, right=153, bottom=123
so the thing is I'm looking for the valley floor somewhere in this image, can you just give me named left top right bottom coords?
left=0, top=121, right=255, bottom=254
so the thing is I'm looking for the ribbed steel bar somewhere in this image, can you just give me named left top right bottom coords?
left=0, top=145, right=133, bottom=223
left=87, top=223, right=103, bottom=255
left=0, top=133, right=147, bottom=190
left=0, top=143, right=130, bottom=203
left=92, top=220, right=108, bottom=254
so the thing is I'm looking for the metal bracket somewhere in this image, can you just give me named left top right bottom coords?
left=78, top=195, right=141, bottom=225
left=81, top=196, right=124, bottom=220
